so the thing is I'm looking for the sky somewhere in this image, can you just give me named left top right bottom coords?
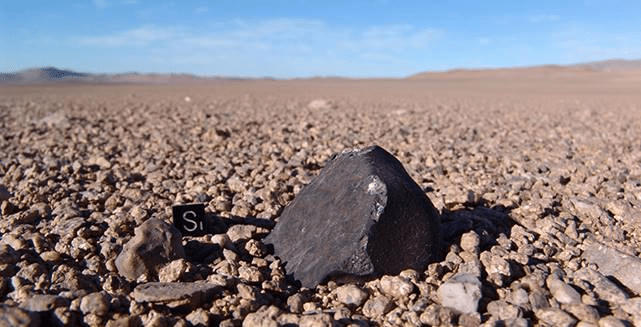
left=1, top=0, right=640, bottom=78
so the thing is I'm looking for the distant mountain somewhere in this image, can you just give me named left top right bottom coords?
left=0, top=67, right=91, bottom=83
left=2, top=59, right=641, bottom=84
left=570, top=58, right=641, bottom=72
left=408, top=58, right=641, bottom=80
left=0, top=67, right=231, bottom=84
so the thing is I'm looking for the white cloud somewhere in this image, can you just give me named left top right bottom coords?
left=73, top=19, right=444, bottom=77
left=552, top=24, right=641, bottom=63
left=77, top=26, right=180, bottom=46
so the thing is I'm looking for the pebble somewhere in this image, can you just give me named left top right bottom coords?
left=132, top=282, right=222, bottom=309
left=547, top=276, right=582, bottom=304
left=438, top=273, right=482, bottom=314
left=536, top=308, right=577, bottom=327
left=362, top=295, right=394, bottom=318
left=80, top=292, right=111, bottom=316
left=115, top=218, right=185, bottom=281
left=0, top=305, right=40, bottom=327
left=379, top=275, right=415, bottom=300
left=335, top=284, right=369, bottom=307
left=20, top=294, right=68, bottom=312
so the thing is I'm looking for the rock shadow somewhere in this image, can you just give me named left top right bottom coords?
left=439, top=202, right=517, bottom=255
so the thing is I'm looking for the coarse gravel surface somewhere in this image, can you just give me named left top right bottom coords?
left=2, top=75, right=641, bottom=326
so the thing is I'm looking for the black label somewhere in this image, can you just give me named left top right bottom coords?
left=172, top=203, right=206, bottom=236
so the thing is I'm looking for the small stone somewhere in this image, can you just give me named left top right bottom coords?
left=598, top=316, right=626, bottom=327
left=438, top=273, right=482, bottom=314
left=379, top=275, right=415, bottom=300
left=458, top=312, right=482, bottom=327
left=583, top=242, right=641, bottom=295
left=486, top=300, right=521, bottom=320
left=80, top=292, right=111, bottom=317
left=243, top=305, right=281, bottom=327
left=287, top=294, right=306, bottom=313
left=298, top=313, right=333, bottom=327
left=563, top=303, right=599, bottom=323
left=460, top=231, right=480, bottom=254
left=20, top=294, right=68, bottom=312
left=362, top=295, right=394, bottom=318
left=620, top=297, right=641, bottom=316
left=0, top=185, right=11, bottom=201
left=335, top=284, right=369, bottom=307
left=186, top=308, right=211, bottom=327
left=158, top=259, right=189, bottom=283
left=115, top=218, right=185, bottom=281
left=130, top=206, right=147, bottom=222
left=40, top=250, right=62, bottom=263
left=264, top=146, right=441, bottom=287
left=575, top=268, right=628, bottom=305
left=547, top=276, right=581, bottom=304
left=132, top=282, right=221, bottom=309
left=536, top=308, right=577, bottom=327
left=307, top=99, right=336, bottom=110
left=0, top=305, right=40, bottom=327
left=226, top=224, right=257, bottom=243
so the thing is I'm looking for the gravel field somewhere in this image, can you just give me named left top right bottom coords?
left=2, top=74, right=641, bottom=326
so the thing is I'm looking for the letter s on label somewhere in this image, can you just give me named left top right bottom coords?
left=182, top=210, right=202, bottom=232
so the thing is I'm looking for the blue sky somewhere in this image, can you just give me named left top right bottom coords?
left=1, top=0, right=640, bottom=78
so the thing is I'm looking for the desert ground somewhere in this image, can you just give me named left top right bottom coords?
left=2, top=68, right=641, bottom=326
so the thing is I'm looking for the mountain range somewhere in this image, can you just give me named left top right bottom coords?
left=2, top=59, right=641, bottom=84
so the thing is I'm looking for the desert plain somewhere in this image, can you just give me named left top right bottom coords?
left=2, top=66, right=641, bottom=326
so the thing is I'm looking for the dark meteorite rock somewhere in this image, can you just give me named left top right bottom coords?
left=264, top=145, right=441, bottom=288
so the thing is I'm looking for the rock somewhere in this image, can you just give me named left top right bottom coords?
left=564, top=303, right=599, bottom=323
left=0, top=304, right=40, bottom=327
left=438, top=273, right=482, bottom=314
left=547, top=276, right=581, bottom=304
left=536, top=308, right=577, bottom=327
left=307, top=99, right=336, bottom=110
left=362, top=295, right=394, bottom=318
left=486, top=300, right=521, bottom=321
left=80, top=292, right=111, bottom=317
left=298, top=313, right=333, bottom=327
left=460, top=231, right=480, bottom=254
left=186, top=308, right=211, bottom=327
left=335, top=284, right=369, bottom=307
left=379, top=275, right=415, bottom=300
left=115, top=218, right=185, bottom=281
left=598, top=316, right=626, bottom=327
left=132, top=282, right=221, bottom=309
left=574, top=268, right=628, bottom=305
left=582, top=242, right=641, bottom=295
left=620, top=297, right=641, bottom=316
left=243, top=305, right=281, bottom=327
left=264, top=146, right=441, bottom=287
left=20, top=294, right=68, bottom=312
left=0, top=185, right=10, bottom=201
left=158, top=259, right=190, bottom=283
left=227, top=224, right=257, bottom=243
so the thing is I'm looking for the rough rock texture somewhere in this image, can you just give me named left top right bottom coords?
left=582, top=241, right=641, bottom=295
left=2, top=76, right=641, bottom=325
left=264, top=145, right=441, bottom=287
left=115, top=218, right=185, bottom=281
left=132, top=282, right=221, bottom=309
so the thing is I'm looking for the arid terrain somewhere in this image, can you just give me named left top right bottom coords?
left=2, top=67, right=641, bottom=326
